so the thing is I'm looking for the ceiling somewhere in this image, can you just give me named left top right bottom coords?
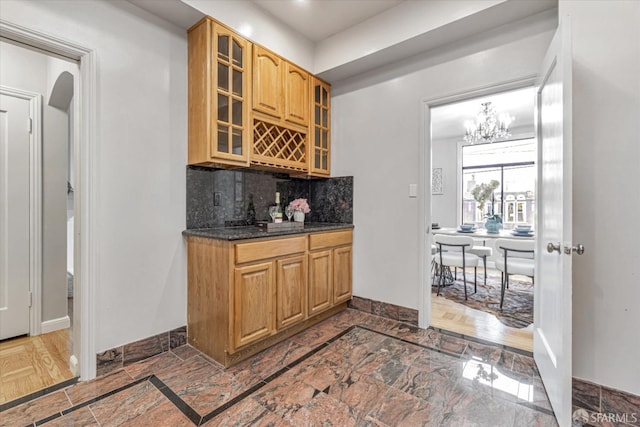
left=250, top=0, right=404, bottom=42
left=431, top=87, right=535, bottom=143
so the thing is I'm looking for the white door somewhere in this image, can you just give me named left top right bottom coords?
left=0, top=92, right=32, bottom=340
left=534, top=20, right=578, bottom=427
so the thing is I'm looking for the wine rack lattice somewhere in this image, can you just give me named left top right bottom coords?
left=252, top=119, right=307, bottom=171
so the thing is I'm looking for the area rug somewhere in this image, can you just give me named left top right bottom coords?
left=432, top=268, right=533, bottom=328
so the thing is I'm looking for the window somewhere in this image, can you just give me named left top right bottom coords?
left=461, top=139, right=535, bottom=230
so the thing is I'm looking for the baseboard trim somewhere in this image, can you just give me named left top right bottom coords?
left=572, top=377, right=640, bottom=424
left=349, top=296, right=419, bottom=326
left=96, top=326, right=187, bottom=377
left=41, top=316, right=70, bottom=334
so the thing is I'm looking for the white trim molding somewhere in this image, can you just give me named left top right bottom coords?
left=1, top=19, right=98, bottom=381
left=41, top=315, right=71, bottom=334
left=418, top=75, right=538, bottom=330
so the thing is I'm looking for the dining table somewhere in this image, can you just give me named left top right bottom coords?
left=432, top=227, right=535, bottom=240
left=430, top=226, right=535, bottom=288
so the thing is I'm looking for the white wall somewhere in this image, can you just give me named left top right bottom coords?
left=561, top=0, right=640, bottom=396
left=183, top=0, right=314, bottom=71
left=0, top=40, right=72, bottom=324
left=331, top=19, right=554, bottom=310
left=431, top=137, right=459, bottom=228
left=0, top=0, right=188, bottom=353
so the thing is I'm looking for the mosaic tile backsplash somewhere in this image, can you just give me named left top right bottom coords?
left=186, top=167, right=353, bottom=228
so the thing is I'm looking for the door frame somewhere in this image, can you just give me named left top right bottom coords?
left=0, top=86, right=42, bottom=337
left=418, top=75, right=537, bottom=329
left=0, top=19, right=98, bottom=380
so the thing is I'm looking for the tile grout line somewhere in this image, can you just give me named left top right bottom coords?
left=198, top=327, right=355, bottom=424
left=31, top=375, right=151, bottom=426
left=431, top=326, right=533, bottom=357
left=148, top=375, right=202, bottom=425
left=0, top=376, right=79, bottom=413
left=23, top=327, right=357, bottom=426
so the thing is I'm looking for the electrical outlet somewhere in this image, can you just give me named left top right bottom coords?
left=214, top=192, right=221, bottom=206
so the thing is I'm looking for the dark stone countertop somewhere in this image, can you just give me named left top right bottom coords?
left=182, top=222, right=354, bottom=241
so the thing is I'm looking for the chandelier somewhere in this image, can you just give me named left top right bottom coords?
left=463, top=101, right=513, bottom=144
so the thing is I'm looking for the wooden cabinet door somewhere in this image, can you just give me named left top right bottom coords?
left=212, top=25, right=251, bottom=164
left=253, top=45, right=282, bottom=118
left=276, top=255, right=306, bottom=330
left=284, top=62, right=309, bottom=127
left=233, top=262, right=274, bottom=348
left=333, top=246, right=352, bottom=304
left=309, top=78, right=331, bottom=176
left=308, top=250, right=332, bottom=316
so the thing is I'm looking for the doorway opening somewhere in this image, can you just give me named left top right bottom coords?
left=0, top=39, right=79, bottom=405
left=428, top=85, right=536, bottom=352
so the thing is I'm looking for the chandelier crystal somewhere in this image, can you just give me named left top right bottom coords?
left=463, top=101, right=513, bottom=144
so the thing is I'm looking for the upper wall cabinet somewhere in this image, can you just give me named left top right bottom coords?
left=188, top=16, right=329, bottom=177
left=188, top=18, right=252, bottom=167
left=309, top=78, right=331, bottom=176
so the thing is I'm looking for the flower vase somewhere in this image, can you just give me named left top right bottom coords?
left=293, top=211, right=305, bottom=223
left=485, top=218, right=499, bottom=233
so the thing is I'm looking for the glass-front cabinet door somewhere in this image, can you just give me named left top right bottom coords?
left=309, top=77, right=330, bottom=176
left=212, top=26, right=251, bottom=164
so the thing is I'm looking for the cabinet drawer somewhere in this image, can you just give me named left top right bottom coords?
left=235, top=236, right=306, bottom=264
left=309, top=230, right=352, bottom=250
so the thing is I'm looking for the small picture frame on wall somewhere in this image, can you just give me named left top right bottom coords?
left=432, top=168, right=443, bottom=195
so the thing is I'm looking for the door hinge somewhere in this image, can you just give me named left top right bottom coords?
left=29, top=291, right=33, bottom=307
left=28, top=118, right=33, bottom=134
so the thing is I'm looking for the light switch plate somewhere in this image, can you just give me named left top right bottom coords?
left=409, top=184, right=417, bottom=198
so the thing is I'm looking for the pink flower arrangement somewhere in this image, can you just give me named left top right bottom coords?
left=289, top=198, right=311, bottom=213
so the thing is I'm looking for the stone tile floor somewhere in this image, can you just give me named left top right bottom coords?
left=1, top=309, right=557, bottom=426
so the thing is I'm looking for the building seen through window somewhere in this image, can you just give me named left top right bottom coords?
left=462, top=139, right=535, bottom=230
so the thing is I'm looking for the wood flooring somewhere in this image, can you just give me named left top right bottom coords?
left=0, top=329, right=74, bottom=404
left=431, top=293, right=533, bottom=352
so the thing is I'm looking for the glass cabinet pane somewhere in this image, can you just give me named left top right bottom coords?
left=322, top=130, right=328, bottom=148
left=232, top=39, right=243, bottom=67
left=315, top=85, right=320, bottom=103
left=218, top=94, right=229, bottom=122
left=218, top=63, right=229, bottom=91
left=232, top=69, right=243, bottom=97
left=321, top=152, right=328, bottom=169
left=315, top=106, right=320, bottom=124
left=314, top=151, right=320, bottom=168
left=212, top=29, right=247, bottom=162
left=218, top=125, right=229, bottom=153
left=322, top=109, right=328, bottom=127
left=321, top=87, right=328, bottom=107
left=315, top=128, right=320, bottom=147
left=232, top=128, right=242, bottom=155
left=218, top=35, right=229, bottom=61
left=232, top=99, right=242, bottom=126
